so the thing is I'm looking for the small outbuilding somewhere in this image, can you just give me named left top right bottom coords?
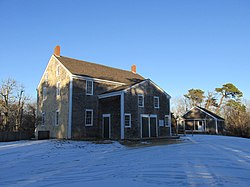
left=182, top=106, right=225, bottom=134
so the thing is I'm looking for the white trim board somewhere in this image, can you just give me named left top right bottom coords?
left=120, top=91, right=125, bottom=139
left=72, top=75, right=126, bottom=86
left=124, top=79, right=171, bottom=99
left=183, top=106, right=223, bottom=121
left=98, top=91, right=122, bottom=99
left=67, top=77, right=73, bottom=139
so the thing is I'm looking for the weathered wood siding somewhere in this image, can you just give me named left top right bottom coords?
left=99, top=96, right=121, bottom=139
left=71, top=79, right=121, bottom=139
left=124, top=80, right=170, bottom=139
left=37, top=56, right=70, bottom=139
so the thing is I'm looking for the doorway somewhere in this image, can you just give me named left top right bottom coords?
left=103, top=114, right=110, bottom=139
left=141, top=114, right=158, bottom=138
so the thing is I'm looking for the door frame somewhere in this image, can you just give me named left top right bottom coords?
left=102, top=114, right=111, bottom=139
left=150, top=114, right=158, bottom=137
left=140, top=114, right=158, bottom=138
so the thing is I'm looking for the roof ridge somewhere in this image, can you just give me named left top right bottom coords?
left=196, top=106, right=224, bottom=120
left=56, top=55, right=143, bottom=76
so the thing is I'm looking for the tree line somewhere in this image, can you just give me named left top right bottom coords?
left=172, top=83, right=250, bottom=138
left=1, top=78, right=249, bottom=140
left=0, top=78, right=37, bottom=141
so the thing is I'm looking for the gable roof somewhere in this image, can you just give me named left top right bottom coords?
left=55, top=55, right=145, bottom=86
left=196, top=106, right=224, bottom=120
left=183, top=106, right=224, bottom=121
left=99, top=79, right=171, bottom=99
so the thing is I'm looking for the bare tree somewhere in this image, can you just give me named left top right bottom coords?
left=171, top=96, right=188, bottom=118
left=0, top=78, right=16, bottom=131
left=0, top=78, right=29, bottom=132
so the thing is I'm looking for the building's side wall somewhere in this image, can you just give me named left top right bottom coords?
left=124, top=80, right=170, bottom=139
left=71, top=78, right=121, bottom=139
left=36, top=56, right=70, bottom=139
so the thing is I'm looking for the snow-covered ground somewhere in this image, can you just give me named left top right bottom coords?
left=0, top=135, right=250, bottom=187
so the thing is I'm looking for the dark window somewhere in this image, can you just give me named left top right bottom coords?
left=154, top=96, right=159, bottom=108
left=55, top=110, right=59, bottom=125
left=165, top=116, right=169, bottom=127
left=42, top=112, right=45, bottom=126
left=138, top=95, right=144, bottom=107
left=124, top=114, right=131, bottom=128
left=85, top=109, right=93, bottom=126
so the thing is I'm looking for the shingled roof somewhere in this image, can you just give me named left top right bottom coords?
left=183, top=106, right=224, bottom=121
left=196, top=106, right=224, bottom=120
left=55, top=55, right=145, bottom=86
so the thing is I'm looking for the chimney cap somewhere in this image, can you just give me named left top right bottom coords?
left=54, top=45, right=60, bottom=57
left=131, top=64, right=136, bottom=74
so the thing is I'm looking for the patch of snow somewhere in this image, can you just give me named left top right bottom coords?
left=0, top=135, right=250, bottom=186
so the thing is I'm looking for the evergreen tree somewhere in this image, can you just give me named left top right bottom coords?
left=184, top=89, right=205, bottom=108
left=215, top=83, right=243, bottom=114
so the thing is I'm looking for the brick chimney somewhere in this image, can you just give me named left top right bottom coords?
left=54, top=45, right=60, bottom=57
left=131, top=64, right=136, bottom=74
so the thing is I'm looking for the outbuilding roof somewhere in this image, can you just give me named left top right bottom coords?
left=183, top=106, right=225, bottom=121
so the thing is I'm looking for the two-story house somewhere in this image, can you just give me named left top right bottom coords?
left=36, top=46, right=171, bottom=140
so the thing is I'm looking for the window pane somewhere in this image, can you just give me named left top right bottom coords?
left=154, top=97, right=159, bottom=108
left=125, top=114, right=131, bottom=127
left=56, top=65, right=60, bottom=76
left=165, top=116, right=169, bottom=126
left=138, top=95, right=144, bottom=107
left=43, top=87, right=47, bottom=100
left=57, top=82, right=60, bottom=96
left=86, top=80, right=93, bottom=95
left=56, top=111, right=59, bottom=125
left=86, top=110, right=93, bottom=126
left=42, top=113, right=45, bottom=126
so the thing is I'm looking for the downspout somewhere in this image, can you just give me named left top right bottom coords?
left=120, top=91, right=125, bottom=139
left=68, top=77, right=73, bottom=139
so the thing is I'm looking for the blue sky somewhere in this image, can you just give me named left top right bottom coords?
left=0, top=0, right=249, bottom=101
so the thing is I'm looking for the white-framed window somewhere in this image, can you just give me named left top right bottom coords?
left=45, top=72, right=48, bottom=82
left=138, top=94, right=144, bottom=107
left=165, top=115, right=170, bottom=127
left=86, top=80, right=93, bottom=95
left=42, top=112, right=45, bottom=126
left=124, top=113, right=131, bottom=128
left=55, top=110, right=59, bottom=126
left=154, top=96, right=159, bottom=108
left=56, top=82, right=60, bottom=96
left=56, top=65, right=60, bottom=76
left=85, top=109, right=93, bottom=126
left=43, top=87, right=47, bottom=101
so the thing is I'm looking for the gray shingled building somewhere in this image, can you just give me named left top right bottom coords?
left=36, top=46, right=171, bottom=140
